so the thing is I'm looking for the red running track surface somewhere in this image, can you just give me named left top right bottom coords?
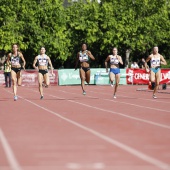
left=0, top=85, right=170, bottom=170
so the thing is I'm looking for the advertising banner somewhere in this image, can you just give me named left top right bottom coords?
left=126, top=68, right=170, bottom=84
left=58, top=68, right=127, bottom=85
left=94, top=69, right=127, bottom=85
left=0, top=70, right=58, bottom=86
left=58, top=69, right=98, bottom=85
left=1, top=68, right=169, bottom=86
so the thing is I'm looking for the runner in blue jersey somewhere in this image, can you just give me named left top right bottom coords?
left=75, top=43, right=95, bottom=95
left=33, top=47, right=54, bottom=99
left=145, top=46, right=167, bottom=99
left=7, top=43, right=26, bottom=101
left=105, top=47, right=123, bottom=99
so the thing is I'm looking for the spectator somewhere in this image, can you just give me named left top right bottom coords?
left=4, top=57, right=11, bottom=87
left=138, top=58, right=145, bottom=69
left=131, top=61, right=139, bottom=69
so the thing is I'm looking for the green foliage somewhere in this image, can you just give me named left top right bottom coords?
left=0, top=0, right=70, bottom=68
left=0, top=0, right=170, bottom=68
left=65, top=0, right=101, bottom=66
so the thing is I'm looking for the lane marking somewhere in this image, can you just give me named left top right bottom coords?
left=16, top=96, right=170, bottom=170
left=54, top=90, right=170, bottom=129
left=66, top=162, right=105, bottom=169
left=0, top=128, right=21, bottom=170
left=103, top=98, right=170, bottom=113
left=84, top=88, right=170, bottom=111
left=68, top=99, right=170, bottom=129
left=24, top=88, right=170, bottom=129
left=90, top=86, right=170, bottom=104
left=77, top=89, right=170, bottom=113
left=58, top=88, right=170, bottom=113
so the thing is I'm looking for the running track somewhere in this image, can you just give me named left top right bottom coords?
left=0, top=85, right=170, bottom=170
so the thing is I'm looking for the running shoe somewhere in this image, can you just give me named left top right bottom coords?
left=111, top=83, right=114, bottom=87
left=14, top=96, right=18, bottom=101
left=153, top=95, right=157, bottom=99
left=83, top=91, right=86, bottom=95
left=40, top=95, right=44, bottom=99
left=113, top=95, right=117, bottom=99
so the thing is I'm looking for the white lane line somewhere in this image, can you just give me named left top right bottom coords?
left=89, top=86, right=170, bottom=104
left=85, top=88, right=170, bottom=107
left=58, top=88, right=170, bottom=113
left=24, top=88, right=170, bottom=129
left=103, top=98, right=170, bottom=113
left=54, top=91, right=170, bottom=129
left=18, top=96, right=170, bottom=170
left=68, top=99, right=170, bottom=129
left=66, top=162, right=105, bottom=169
left=69, top=85, right=170, bottom=104
left=0, top=128, right=21, bottom=170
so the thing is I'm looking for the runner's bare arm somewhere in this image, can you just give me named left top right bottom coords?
left=87, top=51, right=95, bottom=60
left=118, top=56, right=123, bottom=65
left=160, top=55, right=167, bottom=65
left=19, top=52, right=26, bottom=70
left=48, top=57, right=54, bottom=75
left=33, top=56, right=38, bottom=70
left=105, top=56, right=110, bottom=72
left=144, top=55, right=151, bottom=72
left=75, top=52, right=80, bottom=70
left=6, top=53, right=11, bottom=63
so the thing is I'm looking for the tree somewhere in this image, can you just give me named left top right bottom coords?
left=0, top=0, right=170, bottom=68
left=0, top=0, right=70, bottom=68
left=65, top=0, right=101, bottom=67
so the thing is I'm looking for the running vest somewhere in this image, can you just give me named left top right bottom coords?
left=11, top=53, right=21, bottom=66
left=150, top=54, right=160, bottom=68
left=37, top=55, right=48, bottom=66
left=110, top=55, right=119, bottom=65
left=79, top=50, right=89, bottom=62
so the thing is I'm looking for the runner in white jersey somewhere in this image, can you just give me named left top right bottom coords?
left=7, top=43, right=26, bottom=101
left=105, top=47, right=123, bottom=99
left=33, top=47, right=54, bottom=99
left=145, top=46, right=167, bottom=99
left=75, top=43, right=95, bottom=95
